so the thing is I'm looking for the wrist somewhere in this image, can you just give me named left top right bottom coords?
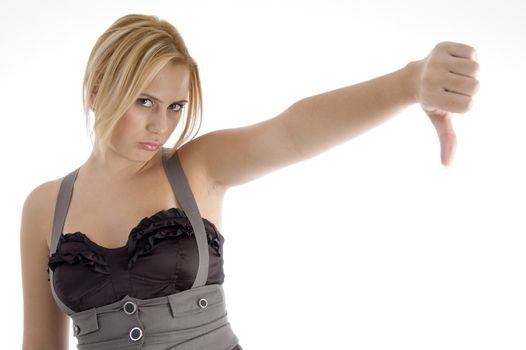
left=402, top=59, right=423, bottom=105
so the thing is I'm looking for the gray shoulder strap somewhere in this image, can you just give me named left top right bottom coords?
left=162, top=147, right=209, bottom=288
left=49, top=168, right=80, bottom=315
left=50, top=168, right=79, bottom=256
left=47, top=147, right=209, bottom=316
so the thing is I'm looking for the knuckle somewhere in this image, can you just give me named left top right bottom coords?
left=472, top=79, right=480, bottom=94
left=434, top=41, right=449, bottom=52
left=469, top=47, right=477, bottom=58
left=471, top=61, right=480, bottom=75
left=464, top=98, right=474, bottom=112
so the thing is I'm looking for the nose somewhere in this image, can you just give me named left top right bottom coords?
left=146, top=109, right=168, bottom=134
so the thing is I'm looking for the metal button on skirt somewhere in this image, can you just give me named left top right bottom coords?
left=70, top=284, right=240, bottom=350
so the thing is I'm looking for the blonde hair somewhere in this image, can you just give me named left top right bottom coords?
left=82, top=13, right=203, bottom=171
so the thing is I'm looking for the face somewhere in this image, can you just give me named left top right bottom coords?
left=109, top=62, right=190, bottom=160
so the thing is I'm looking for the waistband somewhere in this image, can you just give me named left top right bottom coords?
left=70, top=284, right=239, bottom=350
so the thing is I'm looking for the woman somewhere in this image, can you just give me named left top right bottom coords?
left=20, top=13, right=479, bottom=350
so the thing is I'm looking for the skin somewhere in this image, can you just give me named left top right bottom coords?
left=20, top=62, right=221, bottom=349
left=21, top=41, right=480, bottom=349
left=53, top=61, right=226, bottom=249
left=275, top=41, right=481, bottom=168
left=190, top=42, right=479, bottom=196
left=416, top=43, right=480, bottom=166
left=85, top=62, right=191, bottom=182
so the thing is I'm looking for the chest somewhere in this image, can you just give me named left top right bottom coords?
left=50, top=167, right=224, bottom=251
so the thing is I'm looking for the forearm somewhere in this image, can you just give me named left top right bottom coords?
left=283, top=60, right=420, bottom=159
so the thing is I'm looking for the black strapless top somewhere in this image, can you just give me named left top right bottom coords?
left=47, top=207, right=226, bottom=313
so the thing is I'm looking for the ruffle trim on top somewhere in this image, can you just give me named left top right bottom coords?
left=46, top=208, right=223, bottom=278
left=47, top=232, right=110, bottom=280
left=126, top=208, right=222, bottom=269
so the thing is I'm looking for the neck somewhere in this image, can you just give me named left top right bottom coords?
left=82, top=145, right=163, bottom=184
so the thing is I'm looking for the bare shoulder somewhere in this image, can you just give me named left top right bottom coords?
left=23, top=178, right=63, bottom=249
left=20, top=178, right=70, bottom=349
left=176, top=136, right=229, bottom=195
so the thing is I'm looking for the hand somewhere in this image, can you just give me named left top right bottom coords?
left=413, top=42, right=480, bottom=166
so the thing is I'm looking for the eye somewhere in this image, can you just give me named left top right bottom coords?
left=137, top=98, right=153, bottom=107
left=138, top=98, right=185, bottom=113
left=170, top=103, right=186, bottom=113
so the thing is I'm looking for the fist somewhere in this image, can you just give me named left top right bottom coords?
left=416, top=41, right=480, bottom=113
left=412, top=41, right=480, bottom=166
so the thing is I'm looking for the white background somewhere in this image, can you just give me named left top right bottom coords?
left=2, top=0, right=525, bottom=349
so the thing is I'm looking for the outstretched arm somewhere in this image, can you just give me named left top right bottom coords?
left=192, top=41, right=480, bottom=190
left=282, top=58, right=419, bottom=161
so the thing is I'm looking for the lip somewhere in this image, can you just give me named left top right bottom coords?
left=140, top=142, right=161, bottom=151
left=141, top=141, right=161, bottom=147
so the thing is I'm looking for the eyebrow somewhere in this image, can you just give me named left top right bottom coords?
left=141, top=93, right=188, bottom=104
